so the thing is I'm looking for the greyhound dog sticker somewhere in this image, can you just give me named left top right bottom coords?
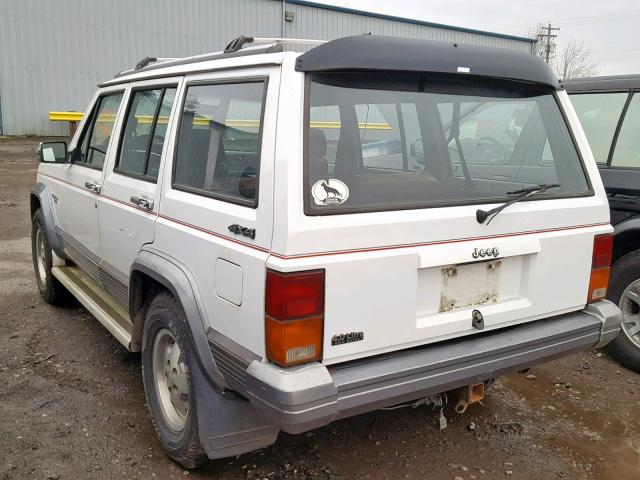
left=311, top=178, right=350, bottom=206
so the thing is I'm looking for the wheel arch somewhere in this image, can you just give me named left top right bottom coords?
left=131, top=249, right=278, bottom=458
left=613, top=217, right=640, bottom=264
left=31, top=182, right=64, bottom=257
left=130, top=249, right=227, bottom=389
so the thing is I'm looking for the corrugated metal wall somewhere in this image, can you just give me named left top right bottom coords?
left=285, top=2, right=534, bottom=53
left=0, top=0, right=534, bottom=136
left=0, top=0, right=282, bottom=136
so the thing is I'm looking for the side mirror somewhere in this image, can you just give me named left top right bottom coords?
left=38, top=141, right=68, bottom=163
left=410, top=139, right=424, bottom=163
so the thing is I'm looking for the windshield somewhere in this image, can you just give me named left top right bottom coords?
left=305, top=72, right=590, bottom=214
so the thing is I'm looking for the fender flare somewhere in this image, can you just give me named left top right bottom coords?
left=31, top=183, right=64, bottom=257
left=130, top=248, right=228, bottom=389
left=130, top=249, right=278, bottom=457
left=613, top=216, right=640, bottom=237
left=612, top=216, right=640, bottom=262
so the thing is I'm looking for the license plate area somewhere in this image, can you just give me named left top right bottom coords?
left=440, top=260, right=501, bottom=312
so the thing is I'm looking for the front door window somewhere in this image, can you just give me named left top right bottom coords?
left=75, top=92, right=124, bottom=169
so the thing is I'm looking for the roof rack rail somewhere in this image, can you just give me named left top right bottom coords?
left=108, top=36, right=326, bottom=81
left=224, top=35, right=326, bottom=53
left=134, top=56, right=179, bottom=70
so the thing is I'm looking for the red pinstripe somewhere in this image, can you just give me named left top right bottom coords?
left=37, top=172, right=610, bottom=260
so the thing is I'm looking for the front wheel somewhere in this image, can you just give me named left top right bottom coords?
left=606, top=251, right=640, bottom=373
left=141, top=291, right=208, bottom=468
left=31, top=208, right=68, bottom=305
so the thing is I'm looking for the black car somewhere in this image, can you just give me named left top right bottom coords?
left=566, top=75, right=640, bottom=372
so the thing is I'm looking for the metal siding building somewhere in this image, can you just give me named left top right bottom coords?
left=0, top=0, right=535, bottom=136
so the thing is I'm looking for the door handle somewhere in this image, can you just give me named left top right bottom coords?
left=84, top=182, right=102, bottom=194
left=130, top=195, right=154, bottom=210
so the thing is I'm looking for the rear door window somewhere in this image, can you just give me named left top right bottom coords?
left=570, top=92, right=628, bottom=164
left=173, top=81, right=265, bottom=206
left=117, top=87, right=177, bottom=180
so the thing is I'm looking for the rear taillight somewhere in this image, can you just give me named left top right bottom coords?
left=588, top=234, right=613, bottom=303
left=265, top=269, right=324, bottom=366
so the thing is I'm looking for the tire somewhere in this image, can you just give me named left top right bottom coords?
left=31, top=208, right=68, bottom=305
left=141, top=291, right=208, bottom=469
left=606, top=250, right=640, bottom=373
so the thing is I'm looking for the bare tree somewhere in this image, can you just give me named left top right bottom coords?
left=554, top=39, right=599, bottom=79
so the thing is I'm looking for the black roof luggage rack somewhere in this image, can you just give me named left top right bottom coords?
left=110, top=36, right=326, bottom=81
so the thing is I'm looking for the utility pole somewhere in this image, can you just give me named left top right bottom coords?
left=537, top=22, right=560, bottom=63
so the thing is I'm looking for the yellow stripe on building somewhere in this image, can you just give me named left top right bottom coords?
left=49, top=112, right=391, bottom=130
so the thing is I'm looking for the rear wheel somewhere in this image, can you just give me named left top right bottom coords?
left=31, top=208, right=68, bottom=305
left=606, top=251, right=640, bottom=372
left=141, top=291, right=208, bottom=468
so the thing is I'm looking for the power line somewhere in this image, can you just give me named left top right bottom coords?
left=591, top=47, right=640, bottom=55
left=499, top=10, right=640, bottom=35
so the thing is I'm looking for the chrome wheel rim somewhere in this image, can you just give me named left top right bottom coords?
left=152, top=328, right=189, bottom=431
left=620, top=279, right=640, bottom=348
left=35, top=228, right=47, bottom=287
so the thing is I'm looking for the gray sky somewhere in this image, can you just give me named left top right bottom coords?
left=312, top=0, right=640, bottom=75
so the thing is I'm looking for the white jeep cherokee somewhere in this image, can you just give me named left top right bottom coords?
left=31, top=35, right=621, bottom=467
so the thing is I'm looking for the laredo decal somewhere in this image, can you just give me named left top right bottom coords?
left=331, top=331, right=364, bottom=346
left=311, top=178, right=349, bottom=206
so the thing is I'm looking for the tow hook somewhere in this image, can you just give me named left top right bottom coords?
left=453, top=383, right=485, bottom=413
left=472, top=309, right=485, bottom=330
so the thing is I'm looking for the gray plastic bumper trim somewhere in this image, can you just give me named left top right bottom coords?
left=245, top=301, right=621, bottom=434
left=583, top=300, right=623, bottom=348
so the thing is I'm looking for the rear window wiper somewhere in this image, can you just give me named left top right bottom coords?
left=476, top=183, right=561, bottom=225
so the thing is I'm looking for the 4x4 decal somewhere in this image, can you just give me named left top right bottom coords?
left=228, top=224, right=256, bottom=240
left=229, top=223, right=256, bottom=239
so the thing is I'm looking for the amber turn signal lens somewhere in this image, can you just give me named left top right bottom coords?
left=588, top=267, right=610, bottom=302
left=265, top=316, right=323, bottom=367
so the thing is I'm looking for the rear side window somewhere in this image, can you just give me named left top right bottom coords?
left=76, top=92, right=123, bottom=169
left=611, top=94, right=640, bottom=168
left=117, top=87, right=177, bottom=180
left=305, top=73, right=590, bottom=214
left=173, top=81, right=266, bottom=206
left=570, top=92, right=627, bottom=164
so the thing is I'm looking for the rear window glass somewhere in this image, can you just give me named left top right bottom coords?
left=570, top=92, right=627, bottom=164
left=305, top=73, right=590, bottom=214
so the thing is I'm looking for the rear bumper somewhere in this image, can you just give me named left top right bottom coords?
left=244, top=300, right=621, bottom=434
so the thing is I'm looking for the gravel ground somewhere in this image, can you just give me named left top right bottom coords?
left=1, top=136, right=639, bottom=480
